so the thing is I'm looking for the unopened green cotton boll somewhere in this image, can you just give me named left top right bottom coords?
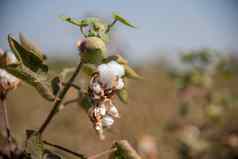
left=77, top=37, right=107, bottom=64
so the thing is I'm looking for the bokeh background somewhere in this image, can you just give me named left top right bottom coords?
left=1, top=0, right=238, bottom=159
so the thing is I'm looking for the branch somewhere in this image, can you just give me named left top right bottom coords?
left=43, top=140, right=87, bottom=159
left=38, top=62, right=84, bottom=135
left=62, top=82, right=81, bottom=91
left=87, top=148, right=117, bottom=159
left=0, top=92, right=11, bottom=142
left=106, top=19, right=117, bottom=33
left=63, top=97, right=81, bottom=106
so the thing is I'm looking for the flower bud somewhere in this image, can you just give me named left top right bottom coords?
left=77, top=37, right=107, bottom=64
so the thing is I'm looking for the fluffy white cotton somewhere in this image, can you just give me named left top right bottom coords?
left=97, top=63, right=115, bottom=88
left=95, top=106, right=106, bottom=116
left=108, top=105, right=120, bottom=118
left=102, top=115, right=114, bottom=127
left=107, top=61, right=125, bottom=77
left=0, top=69, right=18, bottom=84
left=97, top=61, right=125, bottom=89
left=115, top=78, right=124, bottom=90
left=6, top=51, right=18, bottom=63
left=91, top=82, right=102, bottom=94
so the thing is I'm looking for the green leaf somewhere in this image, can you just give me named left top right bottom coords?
left=124, top=65, right=142, bottom=80
left=117, top=88, right=128, bottom=104
left=60, top=16, right=88, bottom=27
left=25, top=130, right=44, bottom=159
left=60, top=16, right=100, bottom=28
left=81, top=64, right=96, bottom=76
left=8, top=35, right=48, bottom=73
left=3, top=64, right=55, bottom=101
left=80, top=95, right=93, bottom=110
left=112, top=13, right=136, bottom=28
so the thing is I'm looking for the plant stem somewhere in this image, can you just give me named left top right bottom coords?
left=62, top=82, right=81, bottom=91
left=43, top=140, right=87, bottom=159
left=38, top=62, right=84, bottom=135
left=87, top=148, right=117, bottom=159
left=0, top=92, right=11, bottom=141
left=106, top=19, right=117, bottom=33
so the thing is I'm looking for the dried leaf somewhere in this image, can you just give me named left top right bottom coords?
left=109, top=140, right=142, bottom=159
left=3, top=64, right=55, bottom=101
left=19, top=33, right=47, bottom=61
left=8, top=35, right=48, bottom=73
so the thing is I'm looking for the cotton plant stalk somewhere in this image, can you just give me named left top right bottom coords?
left=0, top=13, right=142, bottom=159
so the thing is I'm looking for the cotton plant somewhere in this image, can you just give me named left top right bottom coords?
left=0, top=13, right=142, bottom=159
left=166, top=50, right=238, bottom=159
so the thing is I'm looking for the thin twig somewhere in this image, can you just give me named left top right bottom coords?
left=0, top=92, right=11, bottom=141
left=38, top=62, right=84, bottom=135
left=87, top=148, right=117, bottom=159
left=106, top=19, right=117, bottom=33
left=43, top=140, right=87, bottom=159
left=63, top=97, right=81, bottom=106
left=62, top=82, right=81, bottom=91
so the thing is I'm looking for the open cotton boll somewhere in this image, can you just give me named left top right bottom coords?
left=108, top=105, right=120, bottom=118
left=0, top=69, right=19, bottom=91
left=102, top=115, right=114, bottom=127
left=115, top=78, right=124, bottom=90
left=6, top=51, right=18, bottom=63
left=97, top=63, right=116, bottom=88
left=91, top=81, right=103, bottom=94
left=107, top=61, right=125, bottom=77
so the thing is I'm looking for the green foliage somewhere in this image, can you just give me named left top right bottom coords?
left=112, top=13, right=136, bottom=28
left=117, top=88, right=128, bottom=104
left=80, top=95, right=93, bottom=110
left=124, top=65, right=142, bottom=80
left=25, top=130, right=44, bottom=159
left=81, top=64, right=96, bottom=76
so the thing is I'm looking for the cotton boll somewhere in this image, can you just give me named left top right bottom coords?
left=107, top=61, right=125, bottom=77
left=115, top=78, right=124, bottom=90
left=102, top=115, right=114, bottom=127
left=6, top=51, right=18, bottom=63
left=97, top=64, right=114, bottom=86
left=108, top=105, right=120, bottom=118
left=0, top=69, right=19, bottom=91
left=91, top=82, right=102, bottom=94
left=95, top=106, right=106, bottom=116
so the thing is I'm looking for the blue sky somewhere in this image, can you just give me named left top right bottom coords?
left=0, top=0, right=238, bottom=61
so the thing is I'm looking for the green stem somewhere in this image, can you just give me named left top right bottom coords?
left=106, top=19, right=117, bottom=33
left=38, top=62, right=84, bottom=135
